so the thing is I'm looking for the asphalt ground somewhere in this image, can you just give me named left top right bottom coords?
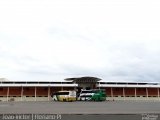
left=0, top=101, right=160, bottom=114
left=0, top=101, right=160, bottom=120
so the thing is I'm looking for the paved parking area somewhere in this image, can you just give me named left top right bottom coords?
left=0, top=101, right=160, bottom=114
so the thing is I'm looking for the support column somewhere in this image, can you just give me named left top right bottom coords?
left=35, top=87, right=37, bottom=101
left=74, top=81, right=77, bottom=91
left=123, top=88, right=125, bottom=100
left=111, top=87, right=113, bottom=97
left=7, top=87, right=9, bottom=101
left=61, top=87, right=63, bottom=91
left=61, top=82, right=63, bottom=91
left=135, top=88, right=137, bottom=99
left=74, top=86, right=76, bottom=91
left=48, top=87, right=50, bottom=101
left=98, top=82, right=100, bottom=90
left=146, top=88, right=148, bottom=99
left=158, top=88, right=159, bottom=97
left=21, top=86, right=23, bottom=101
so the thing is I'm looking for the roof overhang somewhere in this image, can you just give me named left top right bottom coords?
left=65, top=76, right=101, bottom=83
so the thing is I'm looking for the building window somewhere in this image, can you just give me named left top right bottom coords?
left=44, top=88, right=48, bottom=91
left=0, top=88, right=3, bottom=91
left=26, top=88, right=30, bottom=91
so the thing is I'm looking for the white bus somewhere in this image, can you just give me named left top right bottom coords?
left=78, top=90, right=94, bottom=101
left=52, top=91, right=76, bottom=102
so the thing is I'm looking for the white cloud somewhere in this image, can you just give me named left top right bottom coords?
left=0, top=0, right=160, bottom=82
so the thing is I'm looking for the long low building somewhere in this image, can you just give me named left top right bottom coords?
left=0, top=77, right=160, bottom=101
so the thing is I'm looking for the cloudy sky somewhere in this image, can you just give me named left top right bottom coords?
left=0, top=0, right=160, bottom=82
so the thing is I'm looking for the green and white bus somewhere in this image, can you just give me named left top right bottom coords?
left=78, top=89, right=106, bottom=101
left=52, top=91, right=77, bottom=102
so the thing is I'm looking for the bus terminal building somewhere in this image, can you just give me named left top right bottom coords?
left=0, top=77, right=160, bottom=101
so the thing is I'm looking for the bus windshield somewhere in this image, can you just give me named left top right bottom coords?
left=81, top=91, right=93, bottom=93
left=53, top=92, right=69, bottom=95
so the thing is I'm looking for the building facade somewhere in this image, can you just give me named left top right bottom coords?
left=0, top=77, right=160, bottom=101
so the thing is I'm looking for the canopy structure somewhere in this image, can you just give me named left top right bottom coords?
left=0, top=78, right=9, bottom=81
left=65, top=76, right=101, bottom=83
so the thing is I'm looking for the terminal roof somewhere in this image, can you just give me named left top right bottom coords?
left=65, top=76, right=101, bottom=83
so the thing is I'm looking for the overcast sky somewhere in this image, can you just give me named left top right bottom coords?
left=0, top=0, right=160, bottom=82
